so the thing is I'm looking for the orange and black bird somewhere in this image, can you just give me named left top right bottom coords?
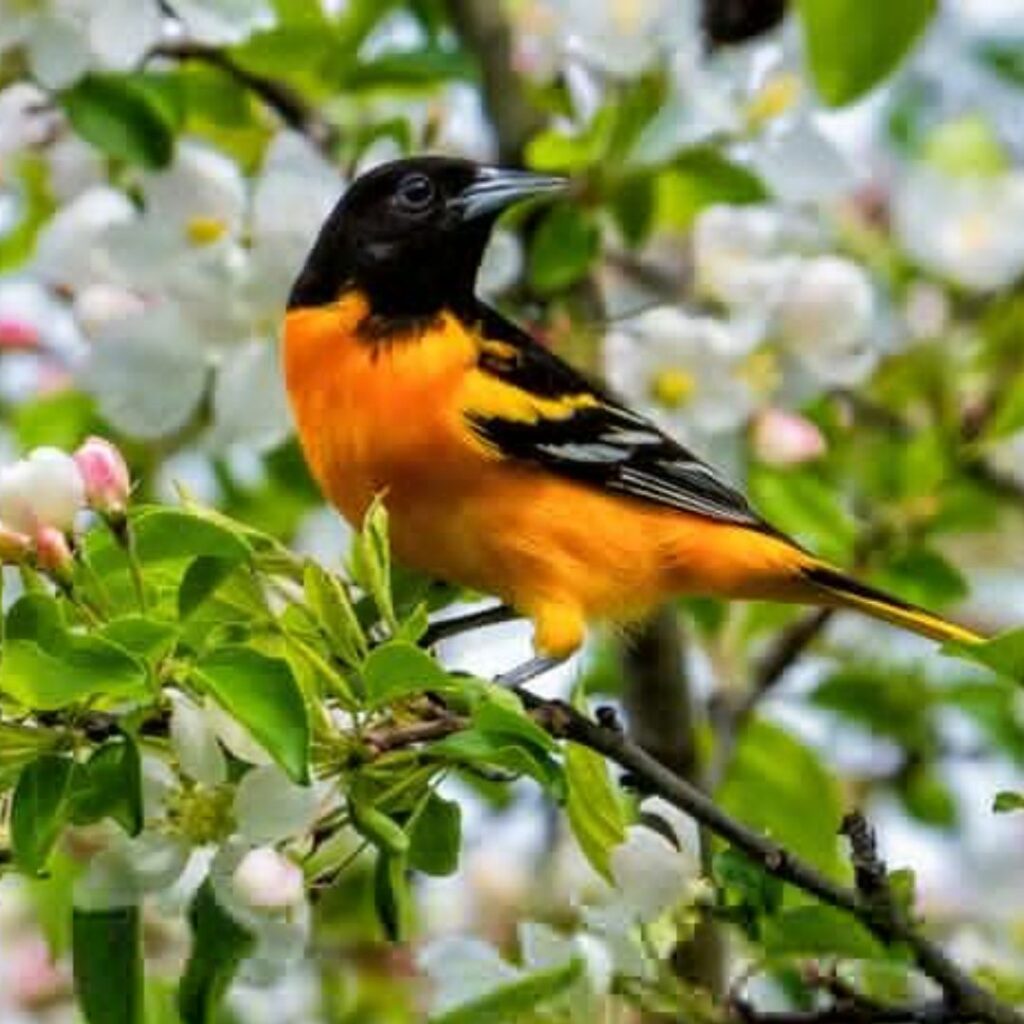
left=283, top=157, right=980, bottom=680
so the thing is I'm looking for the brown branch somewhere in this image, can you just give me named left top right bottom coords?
left=149, top=41, right=336, bottom=153
left=443, top=0, right=544, bottom=164
left=364, top=714, right=466, bottom=755
left=519, top=692, right=1024, bottom=1024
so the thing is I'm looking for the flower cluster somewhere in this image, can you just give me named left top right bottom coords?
left=0, top=436, right=129, bottom=577
left=604, top=203, right=877, bottom=447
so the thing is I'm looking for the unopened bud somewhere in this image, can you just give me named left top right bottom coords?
left=34, top=525, right=74, bottom=579
left=0, top=447, right=84, bottom=535
left=0, top=523, right=31, bottom=564
left=232, top=846, right=305, bottom=912
left=74, top=436, right=131, bottom=520
left=752, top=408, right=827, bottom=467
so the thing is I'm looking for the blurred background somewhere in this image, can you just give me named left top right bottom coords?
left=1, top=0, right=1024, bottom=1020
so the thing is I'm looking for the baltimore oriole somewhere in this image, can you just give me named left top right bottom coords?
left=283, top=157, right=981, bottom=674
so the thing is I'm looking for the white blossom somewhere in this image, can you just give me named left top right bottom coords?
left=0, top=446, right=84, bottom=534
left=894, top=164, right=1024, bottom=291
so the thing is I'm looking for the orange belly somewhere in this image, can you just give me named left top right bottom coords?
left=283, top=294, right=806, bottom=655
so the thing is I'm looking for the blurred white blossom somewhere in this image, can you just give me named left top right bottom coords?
left=894, top=164, right=1024, bottom=291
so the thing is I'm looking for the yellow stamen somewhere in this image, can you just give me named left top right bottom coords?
left=650, top=368, right=696, bottom=409
left=738, top=349, right=782, bottom=396
left=186, top=216, right=228, bottom=246
left=747, top=71, right=802, bottom=127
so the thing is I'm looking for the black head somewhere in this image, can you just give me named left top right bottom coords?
left=288, top=156, right=567, bottom=318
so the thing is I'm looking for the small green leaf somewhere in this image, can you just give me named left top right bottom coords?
left=133, top=507, right=252, bottom=564
left=0, top=634, right=148, bottom=710
left=99, top=617, right=179, bottom=666
left=194, top=647, right=310, bottom=784
left=374, top=850, right=411, bottom=942
left=179, top=557, right=238, bottom=619
left=73, top=905, right=144, bottom=1024
left=60, top=73, right=175, bottom=168
left=350, top=498, right=397, bottom=630
left=713, top=848, right=783, bottom=938
left=873, top=547, right=967, bottom=610
left=946, top=628, right=1024, bottom=682
left=70, top=737, right=144, bottom=836
left=362, top=641, right=453, bottom=708
left=11, top=755, right=77, bottom=874
left=564, top=741, right=626, bottom=881
left=528, top=203, right=599, bottom=294
left=177, top=880, right=254, bottom=1024
left=304, top=560, right=368, bottom=666
left=764, top=905, right=886, bottom=960
left=472, top=689, right=557, bottom=753
left=6, top=592, right=64, bottom=646
left=429, top=958, right=583, bottom=1024
left=797, top=0, right=936, bottom=106
left=994, top=791, right=1024, bottom=813
left=408, top=793, right=461, bottom=877
left=900, top=766, right=958, bottom=829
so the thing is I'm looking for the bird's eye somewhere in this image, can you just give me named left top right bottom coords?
left=395, top=173, right=435, bottom=212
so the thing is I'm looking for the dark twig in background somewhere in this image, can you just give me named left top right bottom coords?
left=150, top=41, right=336, bottom=152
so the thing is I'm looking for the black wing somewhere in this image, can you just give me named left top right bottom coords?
left=468, top=304, right=776, bottom=533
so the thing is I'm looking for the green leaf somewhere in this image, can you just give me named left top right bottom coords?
left=14, top=390, right=99, bottom=451
left=872, top=547, right=967, bottom=610
left=11, top=755, right=77, bottom=874
left=900, top=766, right=958, bottom=829
left=0, top=154, right=54, bottom=272
left=431, top=729, right=564, bottom=797
left=6, top=592, right=64, bottom=646
left=718, top=719, right=844, bottom=876
left=713, top=848, right=783, bottom=937
left=564, top=741, right=626, bottom=881
left=193, top=647, right=310, bottom=784
left=179, top=557, right=237, bottom=619
left=764, top=905, right=886, bottom=960
left=429, top=958, right=583, bottom=1024
left=304, top=560, right=368, bottom=667
left=73, top=905, right=144, bottom=1024
left=994, top=791, right=1024, bottom=813
left=655, top=149, right=767, bottom=230
left=374, top=850, right=411, bottom=942
left=528, top=203, right=599, bottom=294
left=70, top=737, right=144, bottom=837
left=132, top=507, right=252, bottom=565
left=99, top=617, right=179, bottom=667
left=60, top=74, right=175, bottom=168
left=472, top=688, right=558, bottom=753
left=923, top=115, right=1009, bottom=178
left=0, top=635, right=147, bottom=710
left=362, top=641, right=453, bottom=707
left=946, top=627, right=1024, bottom=682
left=975, top=39, right=1024, bottom=89
left=177, top=880, right=254, bottom=1024
left=350, top=498, right=397, bottom=630
left=797, top=0, right=936, bottom=106
left=346, top=48, right=475, bottom=89
left=408, top=793, right=461, bottom=877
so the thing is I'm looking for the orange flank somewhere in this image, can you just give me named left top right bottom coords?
left=284, top=292, right=964, bottom=658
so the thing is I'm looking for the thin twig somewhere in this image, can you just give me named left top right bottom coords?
left=149, top=41, right=336, bottom=153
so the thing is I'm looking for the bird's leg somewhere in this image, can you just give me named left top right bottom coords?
left=495, top=655, right=566, bottom=689
left=423, top=603, right=521, bottom=646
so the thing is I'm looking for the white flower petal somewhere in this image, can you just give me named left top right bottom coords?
left=74, top=832, right=190, bottom=910
left=209, top=341, right=293, bottom=453
left=205, top=698, right=275, bottom=766
left=26, top=15, right=91, bottom=89
left=171, top=0, right=276, bottom=46
left=170, top=691, right=228, bottom=786
left=610, top=825, right=699, bottom=922
left=0, top=447, right=84, bottom=534
left=87, top=306, right=209, bottom=440
left=234, top=765, right=318, bottom=844
left=417, top=937, right=519, bottom=1015
left=34, top=186, right=135, bottom=290
left=87, top=0, right=162, bottom=69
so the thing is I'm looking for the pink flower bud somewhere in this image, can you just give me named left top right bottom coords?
left=232, top=846, right=305, bottom=911
left=73, top=436, right=131, bottom=518
left=4, top=937, right=70, bottom=1010
left=0, top=317, right=40, bottom=349
left=752, top=408, right=827, bottom=467
left=35, top=526, right=74, bottom=578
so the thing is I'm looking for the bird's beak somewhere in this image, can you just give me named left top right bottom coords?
left=450, top=167, right=569, bottom=222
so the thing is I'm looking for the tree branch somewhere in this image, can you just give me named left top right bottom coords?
left=443, top=0, right=544, bottom=164
left=521, top=692, right=1023, bottom=1024
left=149, top=41, right=336, bottom=153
